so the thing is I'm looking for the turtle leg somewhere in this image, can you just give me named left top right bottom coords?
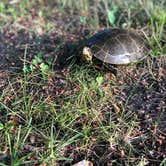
left=105, top=64, right=118, bottom=76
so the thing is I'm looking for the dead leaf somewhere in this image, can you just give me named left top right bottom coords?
left=113, top=87, right=119, bottom=95
left=120, top=149, right=125, bottom=157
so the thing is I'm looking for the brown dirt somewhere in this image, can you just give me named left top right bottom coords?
left=0, top=6, right=165, bottom=165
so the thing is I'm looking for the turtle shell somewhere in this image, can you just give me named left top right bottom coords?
left=85, top=28, right=149, bottom=64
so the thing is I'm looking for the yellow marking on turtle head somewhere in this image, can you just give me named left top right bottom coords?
left=82, top=46, right=93, bottom=63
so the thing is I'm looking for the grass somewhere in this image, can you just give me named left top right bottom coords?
left=0, top=0, right=166, bottom=165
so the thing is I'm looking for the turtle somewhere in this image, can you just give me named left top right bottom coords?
left=82, top=28, right=149, bottom=70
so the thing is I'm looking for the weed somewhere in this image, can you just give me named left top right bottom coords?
left=23, top=52, right=50, bottom=80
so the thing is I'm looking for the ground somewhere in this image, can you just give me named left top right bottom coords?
left=0, top=1, right=165, bottom=166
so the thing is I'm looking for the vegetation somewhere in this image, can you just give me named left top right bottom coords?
left=0, top=0, right=165, bottom=165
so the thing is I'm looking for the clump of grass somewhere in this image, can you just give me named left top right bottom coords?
left=0, top=0, right=29, bottom=21
left=55, top=0, right=165, bottom=29
left=148, top=7, right=166, bottom=56
left=0, top=60, right=136, bottom=164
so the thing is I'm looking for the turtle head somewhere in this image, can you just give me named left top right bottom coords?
left=82, top=46, right=93, bottom=63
